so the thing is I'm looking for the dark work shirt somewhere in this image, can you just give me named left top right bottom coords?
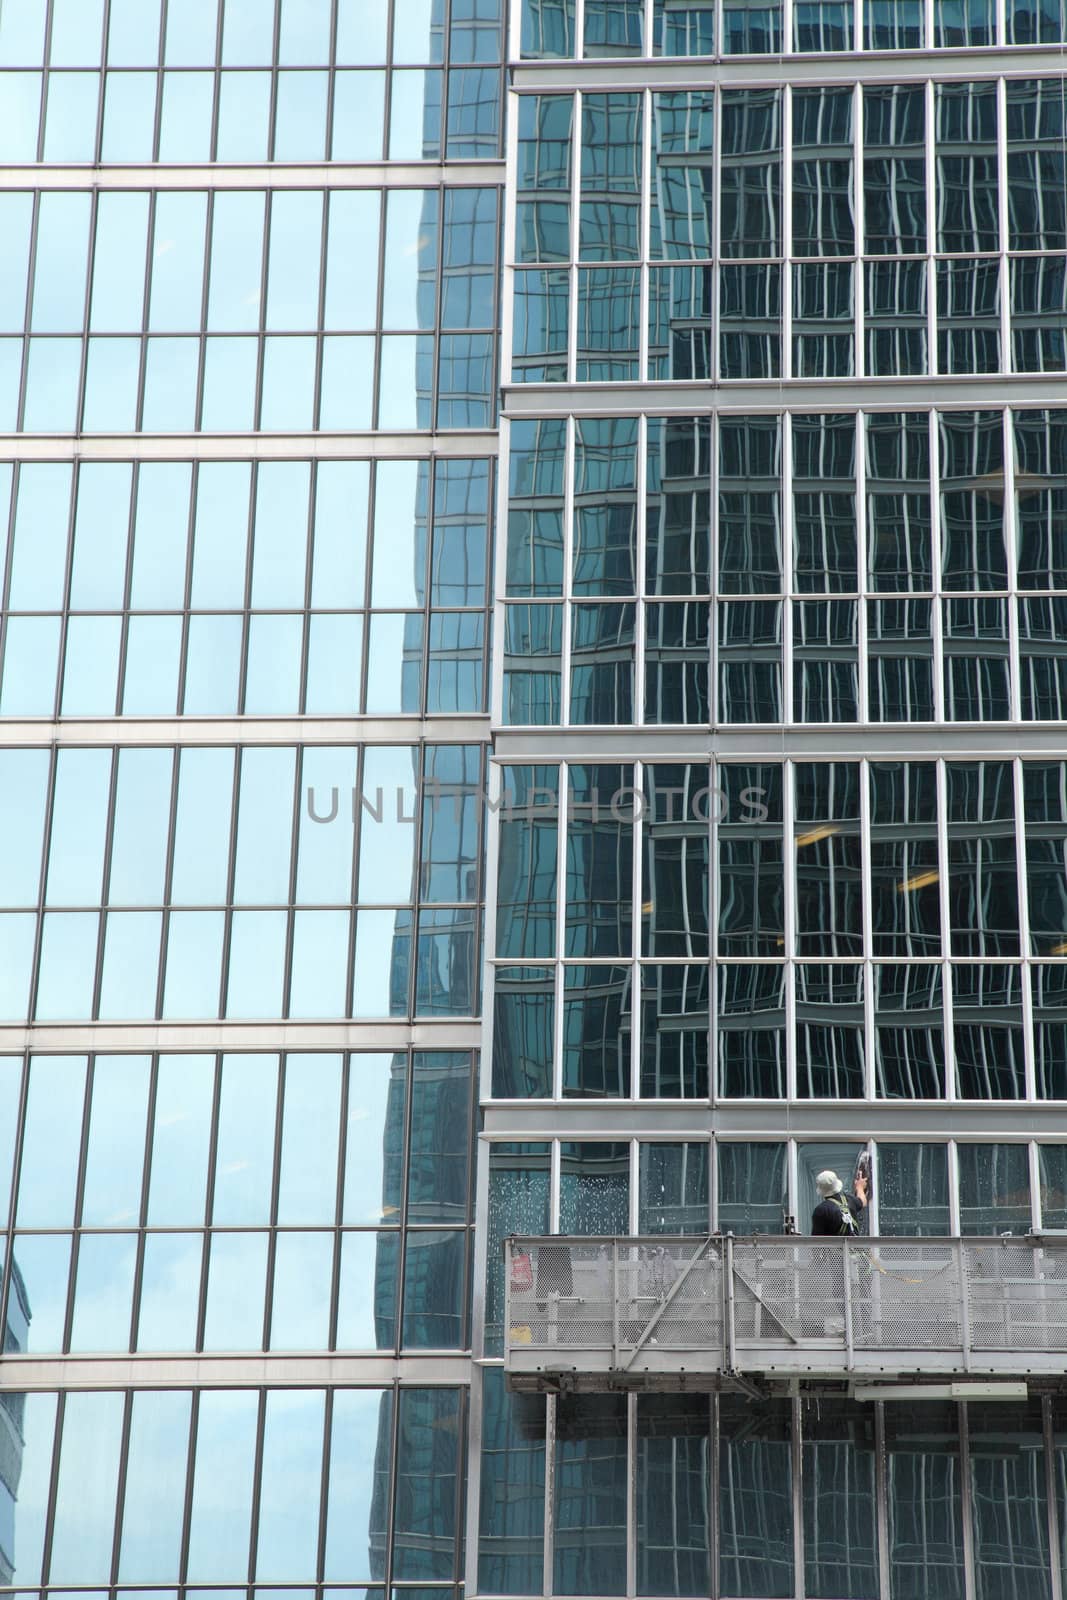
left=811, top=1193, right=863, bottom=1236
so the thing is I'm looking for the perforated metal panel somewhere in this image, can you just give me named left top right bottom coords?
left=503, top=1235, right=1067, bottom=1391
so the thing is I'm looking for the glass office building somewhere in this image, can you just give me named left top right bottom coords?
left=0, top=0, right=1066, bottom=1597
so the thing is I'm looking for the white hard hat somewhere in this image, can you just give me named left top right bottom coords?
left=815, top=1170, right=843, bottom=1196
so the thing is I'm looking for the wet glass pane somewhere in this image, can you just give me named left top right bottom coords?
left=874, top=964, right=945, bottom=1098
left=118, top=1390, right=191, bottom=1581
left=563, top=965, right=632, bottom=1097
left=336, top=1229, right=399, bottom=1349
left=324, top=1388, right=392, bottom=1581
left=958, top=1143, right=1031, bottom=1234
left=186, top=1390, right=258, bottom=1581
left=256, top=1390, right=325, bottom=1580
left=719, top=1395, right=793, bottom=1598
left=802, top=1400, right=877, bottom=1600
left=555, top=1396, right=627, bottom=1595
left=478, top=1366, right=546, bottom=1593
left=637, top=1395, right=711, bottom=1597
left=49, top=1392, right=123, bottom=1580
left=485, top=1143, right=550, bottom=1355
left=559, top=1142, right=630, bottom=1232
left=716, top=1142, right=786, bottom=1234
left=69, top=1231, right=136, bottom=1349
left=639, top=1143, right=709, bottom=1233
left=402, top=1229, right=466, bottom=1347
left=204, top=1231, right=268, bottom=1350
left=277, top=1054, right=342, bottom=1225
left=969, top=1402, right=1051, bottom=1600
left=212, top=1055, right=278, bottom=1226
left=136, top=1232, right=202, bottom=1351
left=16, top=1055, right=86, bottom=1226
left=877, top=1144, right=951, bottom=1235
left=393, top=1388, right=462, bottom=1580
left=146, top=1054, right=214, bottom=1225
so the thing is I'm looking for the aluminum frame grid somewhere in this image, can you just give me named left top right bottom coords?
left=0, top=0, right=506, bottom=165
left=0, top=454, right=496, bottom=721
left=513, top=0, right=1067, bottom=57
left=482, top=753, right=1067, bottom=1103
left=0, top=740, right=486, bottom=1026
left=505, top=78, right=1067, bottom=387
left=493, top=407, right=1067, bottom=730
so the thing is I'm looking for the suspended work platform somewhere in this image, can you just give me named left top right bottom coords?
left=503, top=1235, right=1067, bottom=1393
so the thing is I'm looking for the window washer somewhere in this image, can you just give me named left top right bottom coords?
left=811, top=1167, right=868, bottom=1235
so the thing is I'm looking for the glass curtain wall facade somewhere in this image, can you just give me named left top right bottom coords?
left=0, top=0, right=501, bottom=1596
left=481, top=1, right=1067, bottom=1598
left=2, top=1, right=1067, bottom=1599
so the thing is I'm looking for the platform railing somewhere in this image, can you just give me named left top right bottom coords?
left=503, top=1234, right=1067, bottom=1390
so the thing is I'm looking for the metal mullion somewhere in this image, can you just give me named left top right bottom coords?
left=550, top=1134, right=562, bottom=1230
left=93, top=737, right=126, bottom=1022
left=711, top=87, right=723, bottom=384
left=626, top=1388, right=637, bottom=1599
left=193, top=191, right=218, bottom=433
left=298, top=454, right=320, bottom=713
left=930, top=406, right=945, bottom=723
left=784, top=759, right=797, bottom=1102
left=469, top=1129, right=494, bottom=1362
left=925, top=79, right=937, bottom=379
left=108, top=1388, right=135, bottom=1587
left=781, top=84, right=792, bottom=383
left=1029, top=1137, right=1043, bottom=1230
left=115, top=452, right=145, bottom=718
left=923, top=0, right=934, bottom=45
left=157, top=734, right=184, bottom=1021
left=51, top=388, right=85, bottom=722
left=873, top=1402, right=891, bottom=1600
left=792, top=1394, right=805, bottom=1599
left=1013, top=757, right=1038, bottom=1102
left=357, top=437, right=377, bottom=712
left=639, top=88, right=652, bottom=384
left=561, top=414, right=576, bottom=729
left=543, top=1391, right=557, bottom=1600
left=553, top=761, right=568, bottom=1097
left=853, top=83, right=864, bottom=379
left=782, top=401, right=794, bottom=725
left=317, top=1384, right=335, bottom=1586
left=635, top=414, right=648, bottom=732
left=176, top=1382, right=201, bottom=1588
left=324, top=0, right=339, bottom=161
left=1042, top=1395, right=1064, bottom=1600
left=277, top=727, right=303, bottom=1024
left=576, top=0, right=587, bottom=55
left=236, top=449, right=259, bottom=711
left=855, top=411, right=869, bottom=724
left=783, top=0, right=794, bottom=54
left=206, top=0, right=224, bottom=158
left=216, top=740, right=245, bottom=1025
left=489, top=416, right=510, bottom=725
left=859, top=759, right=876, bottom=1100
left=710, top=754, right=720, bottom=1095
left=308, top=185, right=330, bottom=439
left=947, top=1135, right=962, bottom=1233
left=394, top=1049, right=414, bottom=1346
left=958, top=1401, right=978, bottom=1600
left=630, top=758, right=643, bottom=1098
left=252, top=185, right=271, bottom=439
left=246, top=1388, right=269, bottom=1585
left=73, top=187, right=102, bottom=439
left=27, top=743, right=63, bottom=1027
left=1003, top=404, right=1022, bottom=724
left=936, top=756, right=955, bottom=1101
left=709, top=413, right=719, bottom=724
left=346, top=745, right=365, bottom=1018
left=62, top=1049, right=97, bottom=1355
left=569, top=92, right=581, bottom=387
left=479, top=760, right=503, bottom=1106
left=464, top=1359, right=486, bottom=1594
left=38, top=1386, right=67, bottom=1590
left=0, top=1054, right=31, bottom=1353
left=268, top=0, right=283, bottom=160
left=996, top=77, right=1011, bottom=378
